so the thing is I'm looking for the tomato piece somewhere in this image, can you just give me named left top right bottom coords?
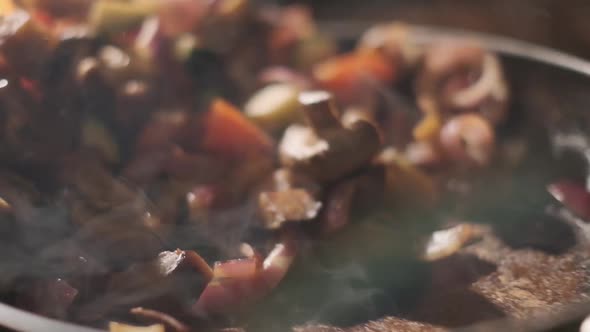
left=201, top=98, right=273, bottom=158
left=313, top=50, right=395, bottom=101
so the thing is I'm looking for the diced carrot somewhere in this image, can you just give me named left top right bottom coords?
left=313, top=50, right=395, bottom=101
left=201, top=98, right=273, bottom=158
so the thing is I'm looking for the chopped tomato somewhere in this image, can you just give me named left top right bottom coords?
left=201, top=98, right=274, bottom=158
left=313, top=50, right=395, bottom=101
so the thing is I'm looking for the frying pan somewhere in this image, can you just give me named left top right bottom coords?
left=2, top=24, right=590, bottom=332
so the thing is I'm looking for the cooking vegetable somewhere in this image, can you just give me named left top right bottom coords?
left=0, top=0, right=535, bottom=329
left=258, top=189, right=321, bottom=230
left=201, top=98, right=274, bottom=158
left=439, top=113, right=496, bottom=167
left=279, top=90, right=382, bottom=182
left=416, top=43, right=509, bottom=124
left=193, top=230, right=297, bottom=315
left=548, top=180, right=590, bottom=221
left=423, top=224, right=483, bottom=261
left=244, top=83, right=301, bottom=132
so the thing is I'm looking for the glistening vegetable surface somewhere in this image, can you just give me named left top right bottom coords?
left=1, top=1, right=589, bottom=332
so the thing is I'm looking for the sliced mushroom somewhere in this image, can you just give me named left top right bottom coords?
left=279, top=90, right=382, bottom=182
left=258, top=189, right=321, bottom=230
left=256, top=168, right=322, bottom=230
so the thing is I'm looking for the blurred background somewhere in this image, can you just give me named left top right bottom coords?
left=271, top=0, right=590, bottom=59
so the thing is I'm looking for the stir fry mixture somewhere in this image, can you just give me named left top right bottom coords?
left=0, top=0, right=540, bottom=331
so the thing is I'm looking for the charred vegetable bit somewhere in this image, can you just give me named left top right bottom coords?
left=280, top=90, right=382, bottom=182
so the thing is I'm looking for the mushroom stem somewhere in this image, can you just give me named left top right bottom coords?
left=298, top=90, right=341, bottom=134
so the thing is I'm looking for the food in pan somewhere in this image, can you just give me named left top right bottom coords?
left=4, top=1, right=581, bottom=331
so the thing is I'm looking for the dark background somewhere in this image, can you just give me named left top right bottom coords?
left=268, top=0, right=590, bottom=59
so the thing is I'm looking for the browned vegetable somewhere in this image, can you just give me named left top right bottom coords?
left=256, top=168, right=322, bottom=230
left=279, top=90, right=382, bottom=182
left=439, top=114, right=496, bottom=167
left=258, top=189, right=321, bottom=230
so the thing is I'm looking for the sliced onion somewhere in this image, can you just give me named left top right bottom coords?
left=548, top=180, right=590, bottom=221
left=192, top=232, right=297, bottom=316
